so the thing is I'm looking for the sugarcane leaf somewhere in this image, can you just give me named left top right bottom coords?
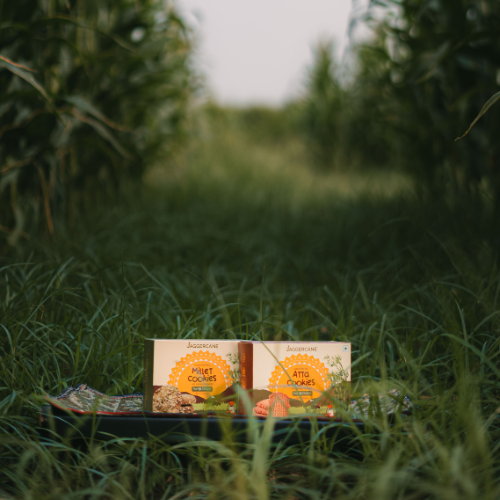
left=0, top=55, right=36, bottom=72
left=33, top=36, right=91, bottom=77
left=34, top=16, right=133, bottom=51
left=456, top=91, right=500, bottom=141
left=0, top=58, right=49, bottom=102
left=65, top=96, right=132, bottom=132
left=416, top=41, right=452, bottom=84
left=0, top=56, right=64, bottom=123
left=72, top=112, right=131, bottom=159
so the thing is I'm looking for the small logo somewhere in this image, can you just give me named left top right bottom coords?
left=343, top=345, right=349, bottom=352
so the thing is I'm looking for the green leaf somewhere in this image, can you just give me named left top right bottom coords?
left=33, top=36, right=91, bottom=78
left=34, top=16, right=133, bottom=51
left=72, top=112, right=131, bottom=159
left=0, top=55, right=36, bottom=72
left=0, top=56, right=64, bottom=124
left=416, top=41, right=452, bottom=84
left=0, top=57, right=46, bottom=99
left=455, top=91, right=500, bottom=141
left=65, top=96, right=131, bottom=132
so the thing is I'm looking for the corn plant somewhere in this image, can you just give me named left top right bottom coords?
left=358, top=0, right=500, bottom=197
left=0, top=0, right=194, bottom=246
left=301, top=39, right=343, bottom=170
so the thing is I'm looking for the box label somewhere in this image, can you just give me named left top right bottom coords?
left=268, top=354, right=330, bottom=402
left=169, top=351, right=233, bottom=399
left=144, top=340, right=240, bottom=414
left=238, top=341, right=351, bottom=417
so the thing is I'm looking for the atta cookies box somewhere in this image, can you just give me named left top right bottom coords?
left=144, top=339, right=240, bottom=414
left=238, top=341, right=351, bottom=417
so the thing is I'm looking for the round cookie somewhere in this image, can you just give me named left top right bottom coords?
left=254, top=406, right=269, bottom=416
left=152, top=385, right=183, bottom=413
left=181, top=393, right=196, bottom=405
left=256, top=399, right=271, bottom=410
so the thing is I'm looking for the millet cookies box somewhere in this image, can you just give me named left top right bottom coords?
left=238, top=341, right=351, bottom=417
left=144, top=339, right=240, bottom=414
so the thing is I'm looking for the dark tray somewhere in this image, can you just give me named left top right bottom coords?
left=40, top=404, right=368, bottom=452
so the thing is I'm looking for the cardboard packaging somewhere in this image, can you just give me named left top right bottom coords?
left=144, top=339, right=240, bottom=414
left=238, top=341, right=351, bottom=417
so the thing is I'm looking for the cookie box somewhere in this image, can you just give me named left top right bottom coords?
left=238, top=341, right=351, bottom=417
left=144, top=339, right=240, bottom=414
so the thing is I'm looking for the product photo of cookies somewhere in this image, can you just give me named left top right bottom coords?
left=152, top=385, right=198, bottom=413
left=181, top=393, right=197, bottom=405
left=152, top=385, right=183, bottom=413
left=253, top=392, right=290, bottom=418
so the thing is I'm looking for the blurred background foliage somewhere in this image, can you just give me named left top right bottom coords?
left=298, top=0, right=500, bottom=198
left=1, top=0, right=500, bottom=246
left=360, top=0, right=500, bottom=198
left=301, top=40, right=343, bottom=170
left=0, top=0, right=194, bottom=246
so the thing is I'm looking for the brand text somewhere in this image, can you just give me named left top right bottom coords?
left=187, top=342, right=219, bottom=349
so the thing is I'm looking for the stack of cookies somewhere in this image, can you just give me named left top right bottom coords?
left=152, top=385, right=196, bottom=413
left=253, top=392, right=290, bottom=417
left=269, top=393, right=290, bottom=417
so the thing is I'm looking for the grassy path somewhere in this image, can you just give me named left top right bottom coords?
left=1, top=114, right=499, bottom=499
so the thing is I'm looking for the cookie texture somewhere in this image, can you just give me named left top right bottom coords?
left=271, top=402, right=289, bottom=417
left=256, top=399, right=271, bottom=410
left=152, top=385, right=183, bottom=413
left=254, top=406, right=268, bottom=416
left=254, top=395, right=290, bottom=417
left=181, top=393, right=196, bottom=405
left=270, top=392, right=290, bottom=405
left=179, top=405, right=195, bottom=414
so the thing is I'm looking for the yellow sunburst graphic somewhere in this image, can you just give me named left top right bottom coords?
left=168, top=351, right=232, bottom=398
left=268, top=354, right=330, bottom=402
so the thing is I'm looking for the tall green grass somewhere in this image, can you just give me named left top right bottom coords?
left=1, top=110, right=500, bottom=499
